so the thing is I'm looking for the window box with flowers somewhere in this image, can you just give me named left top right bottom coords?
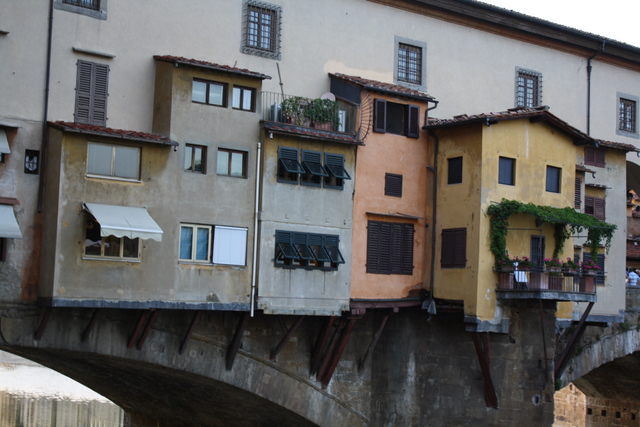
left=562, top=258, right=579, bottom=275
left=544, top=258, right=563, bottom=274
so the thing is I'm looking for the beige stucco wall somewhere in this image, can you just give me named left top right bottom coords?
left=350, top=93, right=431, bottom=299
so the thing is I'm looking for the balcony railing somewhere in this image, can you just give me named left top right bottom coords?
left=496, top=269, right=598, bottom=295
left=260, top=92, right=358, bottom=135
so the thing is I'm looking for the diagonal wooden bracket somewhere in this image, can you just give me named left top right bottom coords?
left=554, top=301, right=594, bottom=381
left=127, top=309, right=159, bottom=350
left=319, top=318, right=357, bottom=387
left=179, top=310, right=201, bottom=354
left=471, top=332, right=498, bottom=408
left=226, top=312, right=249, bottom=370
left=358, top=310, right=391, bottom=371
left=33, top=307, right=52, bottom=341
left=270, top=316, right=303, bottom=360
left=310, top=316, right=336, bottom=375
left=80, top=309, right=99, bottom=342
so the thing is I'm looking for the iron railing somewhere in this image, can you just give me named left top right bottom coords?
left=260, top=91, right=358, bottom=134
left=63, top=0, right=100, bottom=10
left=496, top=269, right=598, bottom=294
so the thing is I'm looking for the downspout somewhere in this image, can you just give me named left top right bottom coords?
left=425, top=101, right=439, bottom=312
left=586, top=55, right=595, bottom=136
left=37, top=0, right=54, bottom=212
left=250, top=141, right=262, bottom=317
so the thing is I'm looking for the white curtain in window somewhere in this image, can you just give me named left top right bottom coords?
left=114, top=146, right=140, bottom=179
left=87, top=142, right=112, bottom=175
left=213, top=226, right=247, bottom=266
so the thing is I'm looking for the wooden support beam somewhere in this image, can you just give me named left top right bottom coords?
left=179, top=310, right=201, bottom=355
left=226, top=312, right=249, bottom=370
left=270, top=316, right=303, bottom=360
left=471, top=332, right=498, bottom=408
left=358, top=311, right=391, bottom=371
left=538, top=300, right=549, bottom=384
left=316, top=318, right=345, bottom=381
left=554, top=301, right=594, bottom=380
left=80, top=309, right=99, bottom=342
left=127, top=310, right=151, bottom=348
left=33, top=307, right=52, bottom=341
left=310, top=316, right=335, bottom=375
left=321, top=318, right=357, bottom=387
left=136, top=310, right=159, bottom=350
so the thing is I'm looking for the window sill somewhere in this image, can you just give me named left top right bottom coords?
left=86, top=174, right=142, bottom=184
left=217, top=174, right=248, bottom=179
left=82, top=256, right=140, bottom=263
left=179, top=261, right=246, bottom=270
left=231, top=108, right=256, bottom=113
left=192, top=101, right=227, bottom=108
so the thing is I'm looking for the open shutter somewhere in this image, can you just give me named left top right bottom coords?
left=75, top=60, right=93, bottom=124
left=594, top=198, right=605, bottom=220
left=92, top=63, right=109, bottom=126
left=325, top=154, right=351, bottom=179
left=405, top=105, right=420, bottom=138
left=574, top=177, right=582, bottom=209
left=373, top=99, right=387, bottom=133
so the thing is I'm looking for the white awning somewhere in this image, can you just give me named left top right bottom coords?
left=0, top=205, right=22, bottom=238
left=0, top=129, right=10, bottom=154
left=83, top=202, right=163, bottom=241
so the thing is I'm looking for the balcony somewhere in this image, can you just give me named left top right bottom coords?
left=495, top=269, right=597, bottom=302
left=260, top=92, right=359, bottom=142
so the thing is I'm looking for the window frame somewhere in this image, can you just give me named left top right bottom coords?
left=447, top=157, right=463, bottom=185
left=191, top=79, right=228, bottom=107
left=242, top=1, right=282, bottom=60
left=84, top=217, right=140, bottom=261
left=545, top=165, right=561, bottom=193
left=584, top=146, right=606, bottom=168
left=216, top=148, right=248, bottom=178
left=394, top=36, right=427, bottom=91
left=441, top=228, right=466, bottom=269
left=86, top=142, right=141, bottom=182
left=231, top=86, right=256, bottom=112
left=515, top=68, right=542, bottom=108
left=212, top=225, right=248, bottom=266
left=498, top=156, right=516, bottom=186
left=301, top=150, right=328, bottom=187
left=184, top=144, right=207, bottom=174
left=179, top=224, right=213, bottom=263
left=277, top=147, right=304, bottom=184
left=54, top=0, right=106, bottom=19
left=373, top=99, right=420, bottom=138
left=617, top=94, right=638, bottom=137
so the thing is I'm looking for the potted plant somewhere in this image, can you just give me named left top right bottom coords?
left=495, top=256, right=514, bottom=272
left=281, top=96, right=308, bottom=126
left=581, top=259, right=601, bottom=276
left=512, top=256, right=532, bottom=271
left=562, top=257, right=579, bottom=275
left=304, top=98, right=338, bottom=130
left=544, top=258, right=562, bottom=273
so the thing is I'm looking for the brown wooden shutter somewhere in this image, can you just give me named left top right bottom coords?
left=92, top=63, right=109, bottom=126
left=594, top=198, right=605, bottom=220
left=398, top=223, right=414, bottom=275
left=74, top=60, right=93, bottom=124
left=406, top=105, right=420, bottom=138
left=373, top=99, right=387, bottom=133
left=585, top=196, right=595, bottom=215
left=595, top=149, right=605, bottom=167
left=584, top=147, right=595, bottom=165
left=384, top=173, right=403, bottom=197
left=574, top=177, right=582, bottom=209
left=441, top=228, right=466, bottom=268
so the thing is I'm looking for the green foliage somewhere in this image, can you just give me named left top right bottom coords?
left=304, top=98, right=339, bottom=126
left=487, top=199, right=616, bottom=264
left=281, top=96, right=307, bottom=126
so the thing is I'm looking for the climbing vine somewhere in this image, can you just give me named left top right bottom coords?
left=487, top=199, right=616, bottom=263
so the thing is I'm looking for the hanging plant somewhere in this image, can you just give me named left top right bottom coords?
left=487, top=199, right=616, bottom=266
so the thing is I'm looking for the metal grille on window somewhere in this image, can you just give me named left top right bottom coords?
left=397, top=43, right=422, bottom=85
left=619, top=98, right=636, bottom=133
left=64, top=0, right=100, bottom=10
left=247, top=6, right=276, bottom=52
left=516, top=72, right=539, bottom=108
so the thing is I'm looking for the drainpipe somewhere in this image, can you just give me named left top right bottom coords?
left=37, top=0, right=54, bottom=212
left=586, top=55, right=595, bottom=136
left=425, top=101, right=439, bottom=311
left=250, top=141, right=262, bottom=317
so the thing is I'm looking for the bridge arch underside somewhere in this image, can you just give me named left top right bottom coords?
left=571, top=351, right=640, bottom=401
left=3, top=346, right=316, bottom=427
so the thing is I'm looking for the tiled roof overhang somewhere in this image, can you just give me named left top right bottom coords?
left=329, top=73, right=436, bottom=103
left=154, top=55, right=272, bottom=80
left=48, top=121, right=178, bottom=147
left=261, top=121, right=362, bottom=145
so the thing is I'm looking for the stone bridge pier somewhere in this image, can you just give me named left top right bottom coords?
left=0, top=301, right=561, bottom=426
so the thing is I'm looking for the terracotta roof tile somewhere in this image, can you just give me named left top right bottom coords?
left=48, top=121, right=178, bottom=147
left=329, top=73, right=435, bottom=103
left=594, top=139, right=639, bottom=152
left=154, top=55, right=271, bottom=80
left=261, top=121, right=361, bottom=145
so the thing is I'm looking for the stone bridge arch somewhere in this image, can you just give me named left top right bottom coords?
left=0, top=306, right=367, bottom=426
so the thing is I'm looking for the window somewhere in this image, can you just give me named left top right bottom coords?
left=441, top=228, right=466, bottom=268
left=179, top=224, right=212, bottom=262
left=583, top=252, right=605, bottom=285
left=545, top=166, right=561, bottom=193
left=575, top=177, right=582, bottom=209
left=54, top=0, right=106, bottom=19
left=498, top=157, right=515, bottom=185
left=366, top=221, right=414, bottom=275
left=84, top=218, right=139, bottom=260
left=587, top=408, right=593, bottom=415
left=447, top=157, right=462, bottom=184
left=275, top=231, right=344, bottom=270
left=324, top=153, right=350, bottom=190
left=217, top=148, right=247, bottom=178
left=87, top=142, right=140, bottom=180
left=277, top=147, right=304, bottom=184
left=75, top=60, right=109, bottom=126
left=584, top=146, right=605, bottom=167
left=64, top=0, right=99, bottom=10
left=232, top=86, right=255, bottom=112
left=618, top=97, right=637, bottom=134
left=301, top=150, right=327, bottom=187
left=585, top=196, right=605, bottom=220
left=515, top=69, right=541, bottom=108
left=397, top=43, right=422, bottom=86
left=192, top=80, right=227, bottom=107
left=385, top=173, right=403, bottom=197
left=184, top=144, right=206, bottom=174
left=373, top=99, right=420, bottom=138
left=212, top=226, right=247, bottom=266
left=0, top=238, right=6, bottom=262
left=242, top=1, right=281, bottom=59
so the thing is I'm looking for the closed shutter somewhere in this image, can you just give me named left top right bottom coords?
left=92, top=63, right=109, bottom=126
left=75, top=61, right=109, bottom=126
left=398, top=223, right=414, bottom=275
left=373, top=99, right=387, bottom=133
left=75, top=61, right=93, bottom=124
left=585, top=196, right=595, bottom=215
left=595, top=149, right=605, bottom=167
left=384, top=173, right=403, bottom=197
left=584, top=147, right=595, bottom=165
left=594, top=198, right=605, bottom=220
left=574, top=177, right=582, bottom=209
left=441, top=228, right=466, bottom=268
left=530, top=236, right=545, bottom=269
left=405, top=105, right=420, bottom=138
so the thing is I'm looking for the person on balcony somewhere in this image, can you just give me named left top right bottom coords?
left=628, top=269, right=639, bottom=286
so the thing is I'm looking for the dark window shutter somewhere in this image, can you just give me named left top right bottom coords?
left=574, top=177, right=582, bottom=209
left=373, top=99, right=387, bottom=133
left=366, top=221, right=382, bottom=273
left=75, top=60, right=109, bottom=126
left=398, top=223, right=414, bottom=274
left=441, top=228, right=466, bottom=268
left=594, top=198, right=605, bottom=220
left=530, top=236, right=545, bottom=269
left=584, top=147, right=595, bottom=165
left=75, top=61, right=93, bottom=124
left=384, top=173, right=403, bottom=197
left=367, top=220, right=413, bottom=275
left=595, top=149, right=605, bottom=167
left=92, top=63, right=109, bottom=126
left=405, top=105, right=420, bottom=138
left=585, top=196, right=595, bottom=215
left=596, top=254, right=605, bottom=284
left=447, top=157, right=463, bottom=184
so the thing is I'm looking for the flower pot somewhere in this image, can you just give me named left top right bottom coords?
left=312, top=122, right=333, bottom=131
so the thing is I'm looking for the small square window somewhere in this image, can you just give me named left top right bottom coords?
left=213, top=226, right=247, bottom=266
left=85, top=218, right=140, bottom=260
left=87, top=142, right=140, bottom=181
left=192, top=80, right=227, bottom=107
left=619, top=97, right=636, bottom=133
left=217, top=148, right=247, bottom=178
left=447, top=157, right=462, bottom=184
left=242, top=1, right=281, bottom=60
left=301, top=150, right=327, bottom=187
left=232, top=86, right=255, bottom=112
left=498, top=157, right=515, bottom=185
left=179, top=224, right=212, bottom=262
left=184, top=144, right=207, bottom=174
left=545, top=166, right=561, bottom=193
left=516, top=69, right=541, bottom=108
left=277, top=147, right=303, bottom=184
left=385, top=173, right=403, bottom=197
left=397, top=43, right=422, bottom=86
left=584, top=146, right=605, bottom=168
left=324, top=153, right=351, bottom=190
